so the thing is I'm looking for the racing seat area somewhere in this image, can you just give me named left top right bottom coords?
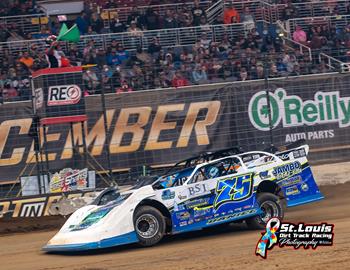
left=190, top=158, right=242, bottom=183
left=154, top=167, right=195, bottom=189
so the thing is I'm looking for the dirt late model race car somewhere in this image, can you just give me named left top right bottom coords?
left=43, top=143, right=323, bottom=252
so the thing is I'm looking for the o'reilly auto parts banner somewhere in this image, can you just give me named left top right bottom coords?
left=241, top=74, right=350, bottom=151
left=0, top=73, right=349, bottom=184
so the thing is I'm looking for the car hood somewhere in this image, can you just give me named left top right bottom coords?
left=44, top=185, right=156, bottom=251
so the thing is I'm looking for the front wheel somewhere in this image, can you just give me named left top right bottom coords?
left=246, top=193, right=284, bottom=230
left=134, top=206, right=166, bottom=246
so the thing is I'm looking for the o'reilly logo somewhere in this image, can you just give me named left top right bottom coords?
left=248, top=89, right=350, bottom=131
left=47, top=85, right=81, bottom=106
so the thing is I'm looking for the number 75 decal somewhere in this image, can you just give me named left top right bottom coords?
left=214, top=173, right=254, bottom=210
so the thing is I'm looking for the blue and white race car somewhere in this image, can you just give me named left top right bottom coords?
left=43, top=143, right=323, bottom=252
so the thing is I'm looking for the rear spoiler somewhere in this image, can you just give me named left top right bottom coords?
left=263, top=139, right=308, bottom=161
left=276, top=144, right=309, bottom=162
left=263, top=139, right=306, bottom=153
left=279, top=139, right=307, bottom=152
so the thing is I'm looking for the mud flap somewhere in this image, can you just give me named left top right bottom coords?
left=281, top=166, right=324, bottom=207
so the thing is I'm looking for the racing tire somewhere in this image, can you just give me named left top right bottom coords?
left=246, top=192, right=284, bottom=230
left=134, top=206, right=166, bottom=247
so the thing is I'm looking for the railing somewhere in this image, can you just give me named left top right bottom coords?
left=223, top=0, right=267, bottom=21
left=276, top=19, right=289, bottom=36
left=206, top=0, right=224, bottom=24
left=101, top=1, right=213, bottom=28
left=0, top=13, right=48, bottom=36
left=37, top=0, right=67, bottom=2
left=0, top=22, right=262, bottom=58
left=276, top=0, right=349, bottom=21
left=278, top=14, right=350, bottom=41
left=0, top=0, right=349, bottom=37
left=319, top=52, right=350, bottom=73
left=0, top=0, right=348, bottom=38
left=101, top=0, right=266, bottom=27
left=262, top=1, right=281, bottom=23
left=239, top=0, right=350, bottom=23
left=287, top=14, right=350, bottom=37
left=261, top=0, right=350, bottom=22
left=282, top=37, right=313, bottom=61
left=279, top=16, right=350, bottom=71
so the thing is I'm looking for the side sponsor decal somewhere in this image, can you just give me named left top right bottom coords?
left=175, top=211, right=191, bottom=220
left=183, top=197, right=211, bottom=209
left=172, top=174, right=257, bottom=230
left=272, top=161, right=301, bottom=180
left=207, top=209, right=257, bottom=225
left=187, top=183, right=210, bottom=197
left=161, top=189, right=175, bottom=200
left=278, top=175, right=302, bottom=187
left=259, top=170, right=271, bottom=179
left=214, top=173, right=254, bottom=210
left=285, top=185, right=300, bottom=196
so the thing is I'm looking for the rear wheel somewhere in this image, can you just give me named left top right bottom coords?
left=246, top=193, right=284, bottom=230
left=134, top=206, right=166, bottom=246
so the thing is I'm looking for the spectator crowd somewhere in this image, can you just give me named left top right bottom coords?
left=1, top=0, right=350, bottom=102
left=0, top=0, right=42, bottom=17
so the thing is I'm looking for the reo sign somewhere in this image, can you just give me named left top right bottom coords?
left=47, top=85, right=82, bottom=106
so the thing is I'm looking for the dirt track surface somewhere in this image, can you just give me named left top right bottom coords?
left=312, top=161, right=350, bottom=185
left=0, top=181, right=349, bottom=270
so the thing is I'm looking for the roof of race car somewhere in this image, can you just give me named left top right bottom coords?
left=164, top=146, right=242, bottom=175
left=159, top=140, right=307, bottom=177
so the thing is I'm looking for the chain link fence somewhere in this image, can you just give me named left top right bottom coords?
left=1, top=72, right=350, bottom=198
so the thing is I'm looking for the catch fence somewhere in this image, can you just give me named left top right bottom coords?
left=1, top=72, right=350, bottom=198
